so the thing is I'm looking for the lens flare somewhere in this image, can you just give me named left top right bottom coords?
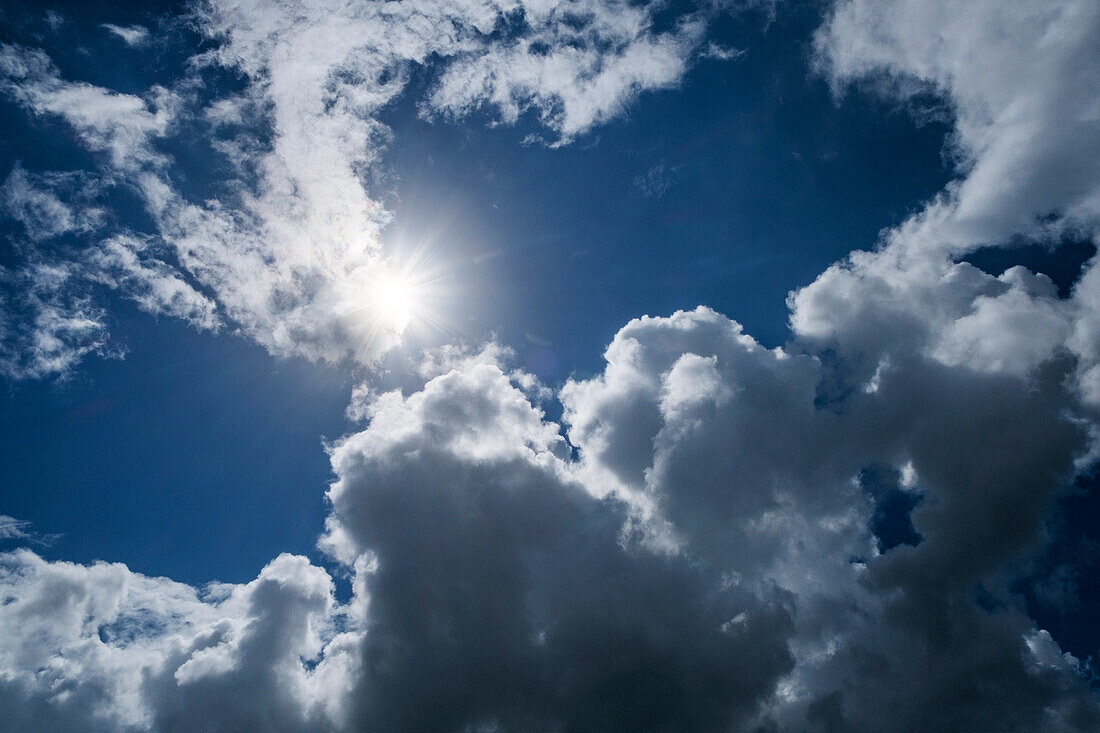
left=334, top=228, right=467, bottom=362
left=372, top=272, right=414, bottom=332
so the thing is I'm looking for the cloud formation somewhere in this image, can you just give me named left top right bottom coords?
left=816, top=0, right=1100, bottom=250
left=0, top=549, right=344, bottom=731
left=0, top=0, right=740, bottom=378
left=1, top=0, right=1099, bottom=731
left=3, top=299, right=1098, bottom=729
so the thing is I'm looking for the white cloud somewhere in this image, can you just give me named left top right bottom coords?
left=0, top=549, right=348, bottom=731
left=101, top=24, right=151, bottom=47
left=792, top=0, right=1100, bottom=405
left=815, top=0, right=1100, bottom=251
left=0, top=517, right=32, bottom=541
left=0, top=0, right=738, bottom=379
left=930, top=268, right=1070, bottom=376
left=0, top=261, right=117, bottom=382
left=424, top=1, right=707, bottom=144
left=43, top=11, right=64, bottom=33
left=633, top=161, right=682, bottom=199
left=0, top=516, right=57, bottom=546
left=0, top=46, right=175, bottom=171
left=82, top=235, right=219, bottom=329
left=1, top=165, right=104, bottom=242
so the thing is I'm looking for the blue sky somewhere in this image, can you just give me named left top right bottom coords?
left=1, top=1, right=1099, bottom=730
left=2, top=0, right=951, bottom=582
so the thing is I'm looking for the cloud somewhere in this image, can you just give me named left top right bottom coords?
left=82, top=235, right=220, bottom=329
left=0, top=46, right=175, bottom=171
left=323, top=358, right=796, bottom=730
left=633, top=162, right=682, bottom=199
left=0, top=260, right=118, bottom=382
left=4, top=305, right=1100, bottom=728
left=0, top=516, right=59, bottom=546
left=796, top=0, right=1100, bottom=407
left=561, top=307, right=1098, bottom=730
left=0, top=549, right=347, bottom=732
left=423, top=1, right=708, bottom=144
left=0, top=166, right=213, bottom=377
left=101, top=24, right=151, bottom=47
left=814, top=0, right=1100, bottom=250
left=764, top=3, right=1100, bottom=722
left=1, top=165, right=105, bottom=242
left=0, top=517, right=32, bottom=540
left=43, top=11, right=65, bottom=33
left=702, top=42, right=747, bottom=62
left=0, top=0, right=742, bottom=379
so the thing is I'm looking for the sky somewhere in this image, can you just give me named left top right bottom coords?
left=0, top=0, right=1098, bottom=730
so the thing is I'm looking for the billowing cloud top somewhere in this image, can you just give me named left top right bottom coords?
left=2, top=0, right=1100, bottom=731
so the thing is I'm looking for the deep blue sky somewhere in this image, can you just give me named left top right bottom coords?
left=19, top=0, right=1098, bottom=663
left=4, top=2, right=1100, bottom=728
left=1, top=2, right=955, bottom=588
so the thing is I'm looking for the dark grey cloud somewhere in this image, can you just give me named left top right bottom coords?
left=325, top=362, right=795, bottom=731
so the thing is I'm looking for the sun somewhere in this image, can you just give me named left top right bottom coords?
left=336, top=239, right=457, bottom=351
left=371, top=271, right=415, bottom=333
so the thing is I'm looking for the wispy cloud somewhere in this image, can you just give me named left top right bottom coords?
left=633, top=161, right=683, bottom=198
left=0, top=516, right=58, bottom=546
left=101, top=24, right=150, bottom=47
left=0, top=0, right=735, bottom=379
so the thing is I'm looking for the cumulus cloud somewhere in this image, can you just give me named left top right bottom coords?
left=796, top=0, right=1100, bottom=408
left=323, top=357, right=796, bottom=730
left=4, top=303, right=1099, bottom=729
left=566, top=307, right=1099, bottom=730
left=0, top=549, right=346, bottom=732
left=767, top=2, right=1100, bottom=721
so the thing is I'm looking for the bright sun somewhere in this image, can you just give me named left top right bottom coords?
left=372, top=273, right=415, bottom=332
left=342, top=242, right=452, bottom=344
